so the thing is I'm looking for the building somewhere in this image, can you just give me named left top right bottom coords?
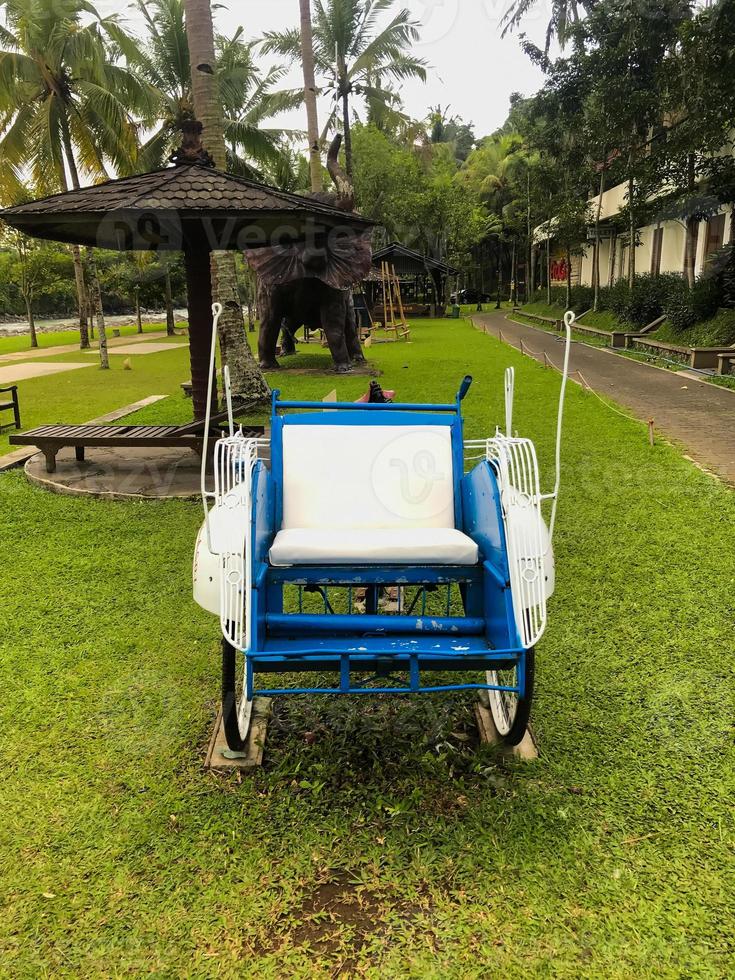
left=534, top=181, right=733, bottom=289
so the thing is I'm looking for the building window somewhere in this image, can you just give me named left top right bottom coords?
left=705, top=213, right=726, bottom=259
left=650, top=226, right=664, bottom=275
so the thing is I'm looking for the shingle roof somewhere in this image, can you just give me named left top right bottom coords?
left=372, top=242, right=457, bottom=276
left=0, top=163, right=376, bottom=251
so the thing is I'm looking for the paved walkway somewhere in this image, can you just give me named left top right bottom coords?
left=0, top=330, right=173, bottom=363
left=473, top=311, right=735, bottom=485
left=0, top=361, right=94, bottom=384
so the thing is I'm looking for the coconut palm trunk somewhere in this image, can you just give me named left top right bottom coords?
left=85, top=249, right=109, bottom=368
left=299, top=0, right=322, bottom=192
left=57, top=116, right=90, bottom=349
left=183, top=0, right=270, bottom=405
left=341, top=85, right=353, bottom=180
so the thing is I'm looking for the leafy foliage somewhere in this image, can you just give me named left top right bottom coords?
left=134, top=0, right=298, bottom=178
left=0, top=0, right=155, bottom=197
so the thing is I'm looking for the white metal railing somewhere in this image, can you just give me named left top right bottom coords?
left=463, top=310, right=574, bottom=647
left=199, top=302, right=268, bottom=653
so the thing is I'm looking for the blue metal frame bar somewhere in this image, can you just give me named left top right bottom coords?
left=251, top=681, right=519, bottom=696
left=268, top=566, right=482, bottom=585
left=250, top=648, right=521, bottom=662
left=275, top=400, right=459, bottom=413
left=265, top=613, right=485, bottom=635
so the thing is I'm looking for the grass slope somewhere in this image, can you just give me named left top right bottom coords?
left=1, top=317, right=734, bottom=976
left=654, top=309, right=735, bottom=348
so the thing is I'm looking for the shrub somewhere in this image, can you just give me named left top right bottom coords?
left=664, top=275, right=722, bottom=333
left=528, top=285, right=593, bottom=315
left=570, top=284, right=594, bottom=312
left=605, top=273, right=687, bottom=328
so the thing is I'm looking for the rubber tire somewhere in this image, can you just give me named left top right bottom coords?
left=487, top=647, right=535, bottom=747
left=222, top=637, right=250, bottom=752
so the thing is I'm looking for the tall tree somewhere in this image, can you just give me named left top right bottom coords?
left=182, top=0, right=269, bottom=405
left=502, top=0, right=598, bottom=53
left=299, top=0, right=322, bottom=192
left=0, top=0, right=153, bottom=350
left=136, top=1, right=297, bottom=177
left=262, top=0, right=428, bottom=178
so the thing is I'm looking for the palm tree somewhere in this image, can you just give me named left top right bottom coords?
left=0, top=0, right=155, bottom=349
left=182, top=0, right=269, bottom=406
left=501, top=0, right=598, bottom=53
left=299, top=0, right=322, bottom=192
left=136, top=0, right=299, bottom=177
left=262, top=0, right=429, bottom=178
left=461, top=133, right=539, bottom=302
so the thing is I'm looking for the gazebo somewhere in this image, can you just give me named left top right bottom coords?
left=370, top=242, right=457, bottom=316
left=0, top=137, right=375, bottom=419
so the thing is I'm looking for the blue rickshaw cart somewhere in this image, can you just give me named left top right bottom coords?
left=194, top=306, right=573, bottom=749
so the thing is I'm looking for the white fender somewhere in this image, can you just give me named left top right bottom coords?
left=504, top=496, right=555, bottom=602
left=193, top=520, right=220, bottom=615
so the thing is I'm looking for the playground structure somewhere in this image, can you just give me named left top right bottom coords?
left=194, top=306, right=574, bottom=751
left=371, top=261, right=411, bottom=342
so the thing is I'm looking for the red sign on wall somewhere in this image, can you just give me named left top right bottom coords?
left=550, top=257, right=569, bottom=283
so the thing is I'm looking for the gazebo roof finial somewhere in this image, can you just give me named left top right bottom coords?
left=170, top=119, right=215, bottom=168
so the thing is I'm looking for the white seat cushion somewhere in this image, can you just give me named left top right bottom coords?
left=269, top=528, right=479, bottom=566
left=281, top=423, right=456, bottom=530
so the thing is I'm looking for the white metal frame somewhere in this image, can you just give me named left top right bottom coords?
left=199, top=303, right=268, bottom=653
left=464, top=310, right=574, bottom=648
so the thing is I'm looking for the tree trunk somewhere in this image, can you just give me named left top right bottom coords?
left=495, top=243, right=502, bottom=309
left=684, top=153, right=697, bottom=288
left=609, top=232, right=617, bottom=286
left=529, top=244, right=536, bottom=297
left=341, top=88, right=353, bottom=181
left=546, top=231, right=551, bottom=305
left=565, top=245, right=572, bottom=309
left=165, top=270, right=176, bottom=335
left=58, top=112, right=89, bottom=349
left=24, top=294, right=38, bottom=348
left=183, top=0, right=270, bottom=407
left=593, top=167, right=606, bottom=311
left=135, top=290, right=143, bottom=334
left=183, top=0, right=226, bottom=168
left=299, top=0, right=322, bottom=192
left=85, top=248, right=109, bottom=368
left=210, top=252, right=270, bottom=403
left=70, top=245, right=89, bottom=349
left=510, top=239, right=517, bottom=306
left=628, top=176, right=636, bottom=288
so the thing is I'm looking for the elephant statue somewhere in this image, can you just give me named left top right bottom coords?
left=277, top=290, right=362, bottom=363
left=244, top=135, right=373, bottom=373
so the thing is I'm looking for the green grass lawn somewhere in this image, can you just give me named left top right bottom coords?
left=1, top=317, right=734, bottom=975
left=0, top=327, right=190, bottom=455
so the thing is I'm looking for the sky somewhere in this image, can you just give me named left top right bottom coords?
left=112, top=0, right=555, bottom=142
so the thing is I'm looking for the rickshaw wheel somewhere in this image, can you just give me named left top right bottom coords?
left=486, top=648, right=535, bottom=746
left=222, top=638, right=253, bottom=752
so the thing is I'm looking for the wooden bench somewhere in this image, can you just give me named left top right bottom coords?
left=9, top=406, right=264, bottom=473
left=0, top=385, right=21, bottom=431
left=717, top=353, right=735, bottom=376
